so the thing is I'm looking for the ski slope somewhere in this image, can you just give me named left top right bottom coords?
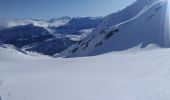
left=1, top=47, right=170, bottom=100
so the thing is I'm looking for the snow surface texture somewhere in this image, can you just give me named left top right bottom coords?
left=58, top=0, right=170, bottom=57
left=1, top=46, right=170, bottom=100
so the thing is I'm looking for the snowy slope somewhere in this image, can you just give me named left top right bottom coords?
left=1, top=46, right=170, bottom=100
left=1, top=0, right=170, bottom=100
left=65, top=28, right=95, bottom=41
left=58, top=0, right=170, bottom=57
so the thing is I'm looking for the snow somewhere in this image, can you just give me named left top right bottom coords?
left=65, top=28, right=95, bottom=41
left=1, top=47, right=170, bottom=100
left=0, top=17, right=101, bottom=56
left=0, top=18, right=70, bottom=29
left=58, top=0, right=170, bottom=57
left=1, top=0, right=170, bottom=100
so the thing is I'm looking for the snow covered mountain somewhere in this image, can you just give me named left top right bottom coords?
left=53, top=17, right=102, bottom=35
left=1, top=42, right=170, bottom=100
left=1, top=0, right=170, bottom=100
left=0, top=24, right=53, bottom=48
left=58, top=0, right=170, bottom=57
left=0, top=17, right=102, bottom=55
left=0, top=17, right=71, bottom=29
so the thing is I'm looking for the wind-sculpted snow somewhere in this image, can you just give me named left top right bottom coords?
left=58, top=0, right=169, bottom=57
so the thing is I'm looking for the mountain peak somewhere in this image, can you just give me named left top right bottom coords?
left=58, top=0, right=169, bottom=57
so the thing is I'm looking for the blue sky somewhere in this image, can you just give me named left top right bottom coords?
left=0, top=0, right=135, bottom=19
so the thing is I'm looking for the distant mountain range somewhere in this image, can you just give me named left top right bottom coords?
left=0, top=17, right=102, bottom=55
left=1, top=0, right=168, bottom=58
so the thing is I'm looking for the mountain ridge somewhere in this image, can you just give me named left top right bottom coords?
left=58, top=0, right=169, bottom=57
